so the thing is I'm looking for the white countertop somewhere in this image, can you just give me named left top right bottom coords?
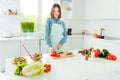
left=0, top=35, right=45, bottom=41
left=0, top=34, right=83, bottom=41
left=84, top=35, right=120, bottom=44
left=5, top=50, right=120, bottom=80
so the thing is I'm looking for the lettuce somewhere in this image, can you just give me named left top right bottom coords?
left=22, top=62, right=44, bottom=76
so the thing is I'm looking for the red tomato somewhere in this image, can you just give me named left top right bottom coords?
left=50, top=52, right=60, bottom=57
left=48, top=64, right=51, bottom=68
left=112, top=55, right=117, bottom=61
left=44, top=69, right=49, bottom=73
left=89, top=47, right=94, bottom=51
left=44, top=64, right=51, bottom=73
left=94, top=51, right=100, bottom=57
left=107, top=54, right=112, bottom=60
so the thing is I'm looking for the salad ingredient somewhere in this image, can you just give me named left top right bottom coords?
left=22, top=62, right=44, bottom=76
left=78, top=47, right=117, bottom=61
left=32, top=53, right=42, bottom=61
left=107, top=54, right=112, bottom=60
left=44, top=64, right=51, bottom=73
left=14, top=63, right=27, bottom=76
left=112, top=55, right=117, bottom=61
left=50, top=52, right=60, bottom=57
left=94, top=51, right=100, bottom=57
left=13, top=57, right=27, bottom=65
left=58, top=52, right=64, bottom=54
left=66, top=52, right=73, bottom=55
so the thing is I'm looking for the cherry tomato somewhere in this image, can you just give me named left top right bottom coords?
left=107, top=54, right=112, bottom=60
left=94, top=51, right=100, bottom=57
left=44, top=69, right=49, bottom=73
left=48, top=64, right=51, bottom=68
left=112, top=55, right=117, bottom=61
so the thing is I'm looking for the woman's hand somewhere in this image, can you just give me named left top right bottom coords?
left=57, top=44, right=62, bottom=49
left=50, top=47, right=55, bottom=53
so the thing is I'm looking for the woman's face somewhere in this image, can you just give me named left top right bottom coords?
left=53, top=7, right=60, bottom=18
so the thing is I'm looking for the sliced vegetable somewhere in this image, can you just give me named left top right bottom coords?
left=50, top=52, right=60, bottom=57
left=66, top=52, right=73, bottom=55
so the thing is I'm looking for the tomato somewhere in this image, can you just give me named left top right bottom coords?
left=48, top=64, right=51, bottom=68
left=112, top=55, right=117, bottom=61
left=44, top=69, right=49, bottom=73
left=89, top=47, right=94, bottom=51
left=107, top=54, right=112, bottom=60
left=50, top=53, right=56, bottom=56
left=94, top=51, right=100, bottom=57
left=44, top=64, right=51, bottom=73
left=50, top=52, right=60, bottom=57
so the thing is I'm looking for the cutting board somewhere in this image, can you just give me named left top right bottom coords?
left=50, top=53, right=74, bottom=60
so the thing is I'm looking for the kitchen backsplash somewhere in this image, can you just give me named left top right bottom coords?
left=85, top=19, right=120, bottom=38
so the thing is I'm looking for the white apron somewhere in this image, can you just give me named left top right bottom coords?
left=50, top=21, right=64, bottom=52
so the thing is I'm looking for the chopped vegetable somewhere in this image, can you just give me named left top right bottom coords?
left=66, top=52, right=73, bottom=55
left=13, top=57, right=27, bottom=65
left=32, top=53, right=42, bottom=61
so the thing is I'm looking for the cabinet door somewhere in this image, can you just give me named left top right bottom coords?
left=70, top=36, right=84, bottom=50
left=85, top=0, right=116, bottom=19
left=62, top=38, right=70, bottom=51
left=116, top=0, right=120, bottom=18
left=21, top=39, right=40, bottom=56
left=0, top=41, right=20, bottom=71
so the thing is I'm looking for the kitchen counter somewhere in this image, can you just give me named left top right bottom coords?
left=84, top=35, right=120, bottom=44
left=0, top=36, right=44, bottom=41
left=0, top=34, right=83, bottom=41
left=5, top=50, right=120, bottom=80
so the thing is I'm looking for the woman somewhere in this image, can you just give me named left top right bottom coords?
left=45, top=3, right=67, bottom=53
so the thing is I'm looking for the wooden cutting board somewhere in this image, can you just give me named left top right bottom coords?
left=50, top=53, right=74, bottom=60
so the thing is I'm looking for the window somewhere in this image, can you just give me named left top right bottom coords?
left=42, top=0, right=54, bottom=29
left=20, top=0, right=38, bottom=33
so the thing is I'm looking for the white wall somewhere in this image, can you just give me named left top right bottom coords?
left=64, top=0, right=85, bottom=34
left=85, top=19, right=120, bottom=38
left=0, top=0, right=21, bottom=37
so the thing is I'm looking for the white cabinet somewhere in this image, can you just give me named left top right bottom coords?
left=20, top=39, right=40, bottom=56
left=115, top=0, right=120, bottom=18
left=62, top=38, right=71, bottom=51
left=0, top=41, right=20, bottom=71
left=85, top=0, right=116, bottom=19
left=70, top=36, right=83, bottom=50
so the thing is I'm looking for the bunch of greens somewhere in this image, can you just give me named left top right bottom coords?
left=14, top=63, right=28, bottom=76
